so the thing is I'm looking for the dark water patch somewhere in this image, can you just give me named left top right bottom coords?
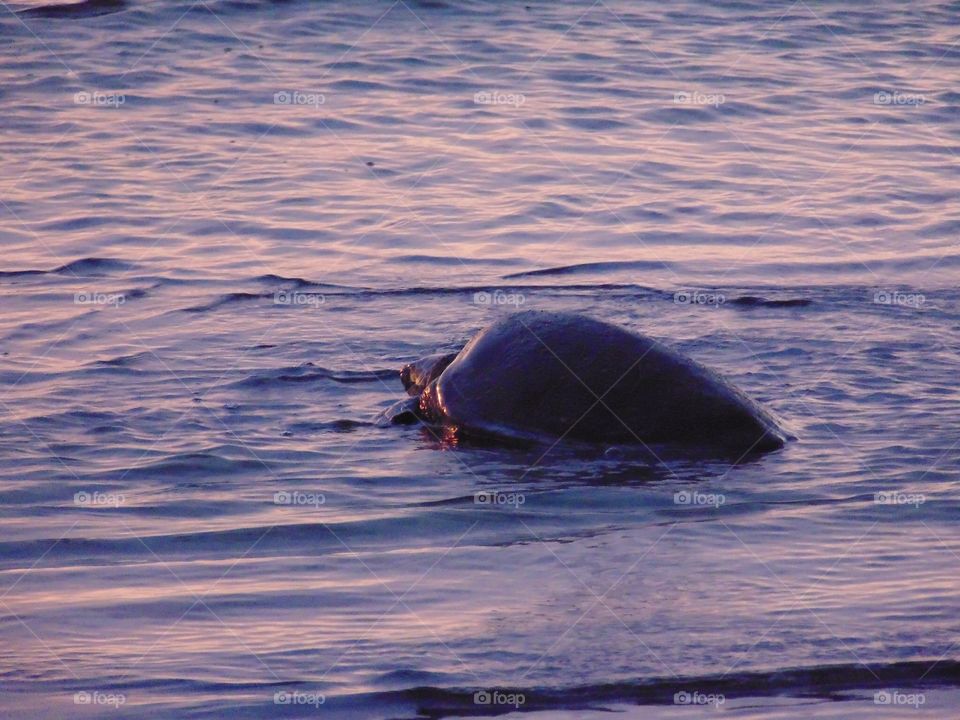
left=54, top=257, right=138, bottom=276
left=0, top=268, right=46, bottom=278
left=562, top=117, right=628, bottom=131
left=522, top=200, right=583, bottom=219
left=918, top=218, right=960, bottom=238
left=19, top=0, right=126, bottom=18
left=327, top=79, right=394, bottom=92
left=503, top=260, right=677, bottom=279
left=89, top=424, right=127, bottom=434
left=37, top=215, right=119, bottom=232
left=730, top=296, right=814, bottom=308
left=43, top=409, right=121, bottom=426
left=641, top=106, right=719, bottom=124
left=546, top=70, right=609, bottom=85
left=285, top=418, right=372, bottom=434
left=389, top=659, right=960, bottom=718
left=310, top=117, right=366, bottom=132
left=393, top=255, right=524, bottom=267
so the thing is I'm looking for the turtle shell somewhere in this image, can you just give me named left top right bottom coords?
left=423, top=311, right=784, bottom=452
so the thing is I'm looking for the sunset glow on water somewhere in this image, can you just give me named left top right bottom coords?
left=1, top=1, right=959, bottom=718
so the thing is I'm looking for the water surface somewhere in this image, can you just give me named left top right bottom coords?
left=1, top=0, right=958, bottom=717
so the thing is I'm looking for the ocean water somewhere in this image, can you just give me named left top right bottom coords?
left=1, top=0, right=959, bottom=717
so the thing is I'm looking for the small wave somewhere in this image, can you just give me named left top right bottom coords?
left=183, top=280, right=361, bottom=311
left=254, top=273, right=353, bottom=289
left=181, top=292, right=270, bottom=313
left=55, top=257, right=137, bottom=275
left=232, top=364, right=396, bottom=388
left=563, top=117, right=629, bottom=131
left=0, top=257, right=137, bottom=277
left=90, top=351, right=153, bottom=367
left=503, top=260, right=676, bottom=279
left=119, top=452, right=266, bottom=479
left=393, top=255, right=524, bottom=267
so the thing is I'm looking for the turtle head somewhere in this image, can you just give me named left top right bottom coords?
left=400, top=352, right=458, bottom=396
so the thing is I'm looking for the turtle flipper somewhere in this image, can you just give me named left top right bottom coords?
left=375, top=397, right=421, bottom=426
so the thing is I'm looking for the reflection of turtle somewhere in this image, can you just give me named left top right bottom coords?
left=381, top=311, right=787, bottom=454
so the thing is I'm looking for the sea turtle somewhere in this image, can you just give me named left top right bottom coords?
left=380, top=311, right=787, bottom=454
